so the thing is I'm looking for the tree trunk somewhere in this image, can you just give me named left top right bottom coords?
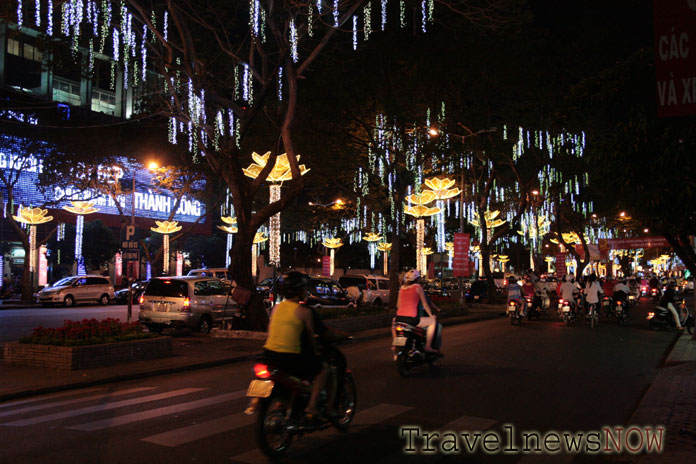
left=481, top=246, right=498, bottom=304
left=228, top=223, right=268, bottom=332
left=21, top=253, right=32, bottom=304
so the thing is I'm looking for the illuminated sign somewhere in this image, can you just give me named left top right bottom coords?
left=0, top=135, right=205, bottom=223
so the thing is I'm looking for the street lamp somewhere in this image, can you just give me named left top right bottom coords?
left=63, top=200, right=99, bottom=276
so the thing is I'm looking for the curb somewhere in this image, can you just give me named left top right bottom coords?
left=0, top=312, right=504, bottom=402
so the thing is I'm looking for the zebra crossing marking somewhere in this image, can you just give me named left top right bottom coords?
left=0, top=387, right=106, bottom=410
left=141, top=412, right=254, bottom=447
left=0, top=388, right=154, bottom=419
left=1, top=388, right=206, bottom=426
left=70, top=390, right=247, bottom=431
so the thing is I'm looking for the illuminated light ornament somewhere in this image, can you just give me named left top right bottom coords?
left=363, top=232, right=382, bottom=271
left=377, top=242, right=391, bottom=276
left=333, top=0, right=339, bottom=27
left=497, top=255, right=510, bottom=272
left=400, top=0, right=406, bottom=28
left=151, top=221, right=183, bottom=275
left=277, top=67, right=283, bottom=101
left=544, top=256, right=555, bottom=273
left=146, top=261, right=152, bottom=280
left=39, top=245, right=48, bottom=286
left=249, top=0, right=260, bottom=37
left=422, top=247, right=434, bottom=277
left=549, top=232, right=582, bottom=247
left=421, top=0, right=427, bottom=33
left=308, top=2, right=313, bottom=37
left=424, top=178, right=461, bottom=252
left=290, top=19, right=298, bottom=62
left=323, top=237, right=343, bottom=277
left=176, top=251, right=183, bottom=276
left=381, top=0, right=387, bottom=31
left=252, top=232, right=268, bottom=277
left=218, top=216, right=238, bottom=268
left=352, top=15, right=358, bottom=50
left=13, top=206, right=53, bottom=273
left=63, top=200, right=99, bottom=267
left=364, top=2, right=372, bottom=39
left=0, top=254, right=4, bottom=289
left=445, top=242, right=454, bottom=268
left=470, top=210, right=507, bottom=230
left=34, top=0, right=40, bottom=27
left=404, top=192, right=440, bottom=277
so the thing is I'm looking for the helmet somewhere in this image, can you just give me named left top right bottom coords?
left=278, top=271, right=310, bottom=299
left=507, top=276, right=517, bottom=283
left=404, top=269, right=421, bottom=283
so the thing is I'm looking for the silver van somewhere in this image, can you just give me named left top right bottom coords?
left=338, top=274, right=391, bottom=307
left=138, top=276, right=237, bottom=333
left=37, top=275, right=115, bottom=307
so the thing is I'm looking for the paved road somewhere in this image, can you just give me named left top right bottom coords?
left=0, top=300, right=677, bottom=463
left=0, top=304, right=139, bottom=342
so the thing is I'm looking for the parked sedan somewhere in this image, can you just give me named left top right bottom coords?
left=305, top=277, right=355, bottom=310
left=114, top=280, right=150, bottom=304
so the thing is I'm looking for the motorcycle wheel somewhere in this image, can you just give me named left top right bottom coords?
left=256, top=396, right=293, bottom=458
left=397, top=352, right=411, bottom=377
left=510, top=315, right=516, bottom=325
left=334, top=374, right=357, bottom=432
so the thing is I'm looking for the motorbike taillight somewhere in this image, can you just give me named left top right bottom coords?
left=647, top=312, right=655, bottom=319
left=254, top=363, right=272, bottom=379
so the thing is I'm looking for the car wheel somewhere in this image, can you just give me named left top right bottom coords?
left=197, top=315, right=213, bottom=334
left=99, top=294, right=110, bottom=306
left=64, top=295, right=75, bottom=307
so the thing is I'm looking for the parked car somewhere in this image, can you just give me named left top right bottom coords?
left=465, top=279, right=490, bottom=303
left=138, top=276, right=236, bottom=333
left=305, top=277, right=355, bottom=310
left=187, top=268, right=230, bottom=281
left=338, top=274, right=390, bottom=307
left=37, top=275, right=115, bottom=307
left=114, top=280, right=150, bottom=304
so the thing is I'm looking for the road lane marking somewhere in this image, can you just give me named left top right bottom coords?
left=0, top=388, right=154, bottom=419
left=141, top=412, right=254, bottom=447
left=70, top=390, right=247, bottom=431
left=1, top=388, right=206, bottom=426
left=0, top=388, right=106, bottom=410
left=231, top=403, right=414, bottom=463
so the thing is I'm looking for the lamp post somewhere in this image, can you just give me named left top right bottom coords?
left=244, top=152, right=310, bottom=268
left=377, top=242, right=392, bottom=277
left=150, top=221, right=182, bottom=275
left=13, top=206, right=53, bottom=291
left=322, top=237, right=343, bottom=277
left=62, top=200, right=99, bottom=276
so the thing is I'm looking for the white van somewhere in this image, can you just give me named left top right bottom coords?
left=338, top=274, right=391, bottom=307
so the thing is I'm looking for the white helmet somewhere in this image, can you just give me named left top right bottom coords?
left=404, top=269, right=421, bottom=283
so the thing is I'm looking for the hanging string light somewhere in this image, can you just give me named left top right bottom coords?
left=63, top=201, right=99, bottom=276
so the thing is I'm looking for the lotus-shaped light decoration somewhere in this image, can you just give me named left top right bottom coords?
left=151, top=220, right=183, bottom=234
left=322, top=237, right=343, bottom=249
left=404, top=204, right=442, bottom=218
left=423, top=247, right=434, bottom=256
left=405, top=190, right=437, bottom=206
left=218, top=216, right=238, bottom=234
left=424, top=178, right=461, bottom=200
left=63, top=200, right=99, bottom=215
left=254, top=232, right=268, bottom=244
left=376, top=242, right=392, bottom=252
left=445, top=242, right=454, bottom=251
left=243, top=151, right=310, bottom=183
left=13, top=206, right=53, bottom=225
left=471, top=210, right=507, bottom=229
left=549, top=232, right=582, bottom=245
left=363, top=233, right=383, bottom=242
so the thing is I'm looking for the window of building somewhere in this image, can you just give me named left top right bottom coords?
left=52, top=78, right=81, bottom=106
left=91, top=88, right=116, bottom=115
left=6, top=38, right=42, bottom=62
left=7, top=38, right=20, bottom=56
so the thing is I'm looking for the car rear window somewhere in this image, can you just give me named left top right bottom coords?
left=144, top=279, right=189, bottom=298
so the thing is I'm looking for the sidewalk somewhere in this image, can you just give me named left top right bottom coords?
left=616, top=332, right=696, bottom=463
left=0, top=307, right=504, bottom=402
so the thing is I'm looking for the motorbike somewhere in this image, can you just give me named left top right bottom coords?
left=559, top=298, right=576, bottom=325
left=245, top=349, right=357, bottom=457
left=525, top=295, right=542, bottom=320
left=586, top=302, right=599, bottom=328
left=508, top=299, right=523, bottom=325
left=391, top=320, right=442, bottom=376
left=538, top=289, right=552, bottom=314
left=601, top=296, right=613, bottom=318
left=647, top=300, right=694, bottom=333
left=650, top=287, right=661, bottom=302
left=640, top=285, right=648, bottom=297
left=614, top=298, right=628, bottom=325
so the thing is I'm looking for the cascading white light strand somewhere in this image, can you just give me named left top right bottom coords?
left=141, top=24, right=147, bottom=80
left=333, top=0, right=339, bottom=26
left=112, top=28, right=120, bottom=61
left=416, top=219, right=425, bottom=277
left=352, top=15, right=358, bottom=50
left=290, top=19, right=298, bottom=62
left=421, top=1, right=427, bottom=34
left=47, top=0, right=53, bottom=35
left=225, top=233, right=233, bottom=267
left=163, top=235, right=170, bottom=274
left=74, top=214, right=84, bottom=261
left=277, top=67, right=283, bottom=101
left=249, top=0, right=260, bottom=37
left=29, top=225, right=36, bottom=273
left=364, top=2, right=371, bottom=39
left=17, top=0, right=23, bottom=28
left=381, top=0, right=387, bottom=31
left=34, top=0, right=40, bottom=27
left=242, top=64, right=250, bottom=100
left=269, top=185, right=281, bottom=266
left=163, top=10, right=169, bottom=41
left=400, top=0, right=406, bottom=28
left=317, top=0, right=322, bottom=14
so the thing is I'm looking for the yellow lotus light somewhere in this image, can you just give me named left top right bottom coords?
left=445, top=242, right=454, bottom=251
left=63, top=200, right=99, bottom=215
left=151, top=220, right=183, bottom=234
left=423, top=247, right=434, bottom=256
left=218, top=216, right=238, bottom=234
left=471, top=245, right=480, bottom=254
left=549, top=232, right=582, bottom=245
left=254, top=232, right=269, bottom=244
left=544, top=256, right=555, bottom=262
left=376, top=242, right=392, bottom=252
left=470, top=210, right=506, bottom=230
left=217, top=225, right=238, bottom=234
left=242, top=151, right=310, bottom=183
left=13, top=206, right=53, bottom=225
left=322, top=237, right=343, bottom=249
left=363, top=233, right=383, bottom=242
left=404, top=204, right=442, bottom=218
left=424, top=178, right=461, bottom=200
left=405, top=190, right=437, bottom=206
left=221, top=216, right=237, bottom=226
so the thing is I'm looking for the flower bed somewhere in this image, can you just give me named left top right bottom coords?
left=3, top=319, right=172, bottom=370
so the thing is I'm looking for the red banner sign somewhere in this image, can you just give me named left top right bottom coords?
left=322, top=255, right=331, bottom=277
left=452, top=233, right=470, bottom=277
left=654, top=0, right=696, bottom=117
left=555, top=253, right=567, bottom=277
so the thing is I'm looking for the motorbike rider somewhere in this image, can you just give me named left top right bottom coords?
left=262, top=271, right=332, bottom=420
left=659, top=283, right=685, bottom=331
left=559, top=275, right=579, bottom=312
left=521, top=275, right=538, bottom=309
left=506, top=275, right=524, bottom=316
left=584, top=274, right=603, bottom=315
left=395, top=269, right=439, bottom=353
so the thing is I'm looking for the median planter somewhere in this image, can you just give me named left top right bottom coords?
left=2, top=337, right=173, bottom=370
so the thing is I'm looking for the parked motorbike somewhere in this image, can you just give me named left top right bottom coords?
left=245, top=350, right=357, bottom=457
left=508, top=300, right=523, bottom=325
left=647, top=300, right=694, bottom=334
left=559, top=298, right=576, bottom=325
left=391, top=320, right=442, bottom=376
